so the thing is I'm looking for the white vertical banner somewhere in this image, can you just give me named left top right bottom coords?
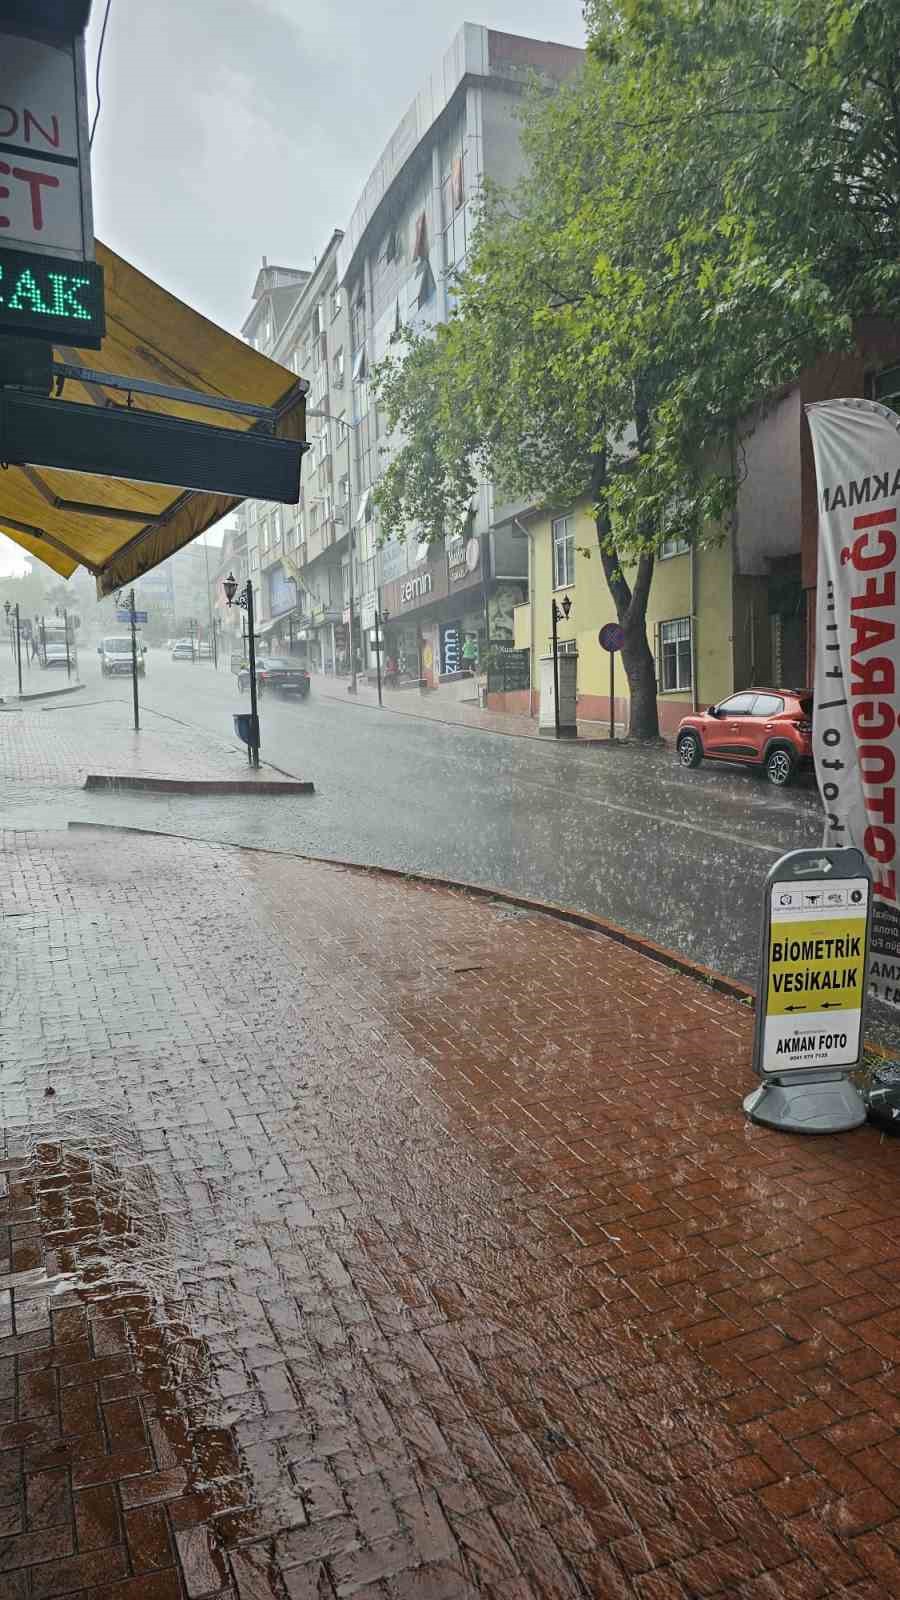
left=806, top=398, right=900, bottom=1007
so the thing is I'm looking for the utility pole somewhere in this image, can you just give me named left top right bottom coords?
left=14, top=604, right=21, bottom=696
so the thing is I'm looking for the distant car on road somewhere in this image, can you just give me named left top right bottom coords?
left=98, top=636, right=146, bottom=678
left=42, top=642, right=70, bottom=669
left=171, top=639, right=195, bottom=660
left=676, top=688, right=812, bottom=787
left=236, top=656, right=310, bottom=698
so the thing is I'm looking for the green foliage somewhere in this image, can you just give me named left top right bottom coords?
left=375, top=0, right=900, bottom=561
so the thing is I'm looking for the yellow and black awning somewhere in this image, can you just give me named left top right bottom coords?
left=0, top=241, right=306, bottom=595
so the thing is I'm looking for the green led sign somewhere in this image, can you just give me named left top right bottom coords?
left=0, top=246, right=104, bottom=348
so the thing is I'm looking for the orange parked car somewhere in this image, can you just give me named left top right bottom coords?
left=675, top=688, right=813, bottom=786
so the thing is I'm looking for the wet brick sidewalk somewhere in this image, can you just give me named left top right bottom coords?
left=3, top=828, right=900, bottom=1597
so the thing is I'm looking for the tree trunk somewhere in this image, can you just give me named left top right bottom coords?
left=620, top=610, right=660, bottom=740
left=591, top=448, right=660, bottom=741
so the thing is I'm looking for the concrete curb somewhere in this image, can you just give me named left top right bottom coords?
left=17, top=682, right=85, bottom=702
left=65, top=817, right=750, bottom=1003
left=82, top=774, right=314, bottom=795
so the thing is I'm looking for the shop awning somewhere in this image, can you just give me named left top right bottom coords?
left=0, top=241, right=307, bottom=596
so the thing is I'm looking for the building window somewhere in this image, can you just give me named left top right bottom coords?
left=552, top=514, right=575, bottom=589
left=333, top=347, right=344, bottom=384
left=259, top=519, right=269, bottom=555
left=250, top=549, right=259, bottom=572
left=412, top=211, right=428, bottom=261
left=660, top=535, right=689, bottom=559
left=659, top=617, right=692, bottom=691
left=352, top=345, right=367, bottom=383
left=451, top=156, right=464, bottom=212
left=331, top=287, right=342, bottom=321
left=416, top=260, right=435, bottom=308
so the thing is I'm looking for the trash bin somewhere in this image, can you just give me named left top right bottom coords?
left=233, top=712, right=259, bottom=748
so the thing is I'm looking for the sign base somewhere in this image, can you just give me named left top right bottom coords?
left=743, top=1074, right=866, bottom=1134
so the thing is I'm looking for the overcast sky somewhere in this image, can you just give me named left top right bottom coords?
left=0, top=1, right=585, bottom=575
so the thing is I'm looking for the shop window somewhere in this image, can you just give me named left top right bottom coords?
left=552, top=514, right=575, bottom=589
left=659, top=616, right=692, bottom=691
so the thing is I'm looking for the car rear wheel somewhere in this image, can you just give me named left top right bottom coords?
left=766, top=745, right=796, bottom=787
left=677, top=731, right=703, bottom=769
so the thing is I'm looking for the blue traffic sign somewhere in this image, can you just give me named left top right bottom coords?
left=115, top=610, right=148, bottom=624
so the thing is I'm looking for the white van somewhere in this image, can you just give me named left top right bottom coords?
left=98, top=636, right=146, bottom=677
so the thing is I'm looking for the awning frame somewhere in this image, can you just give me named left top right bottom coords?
left=0, top=240, right=309, bottom=594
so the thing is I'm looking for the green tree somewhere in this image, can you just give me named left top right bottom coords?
left=376, top=0, right=900, bottom=738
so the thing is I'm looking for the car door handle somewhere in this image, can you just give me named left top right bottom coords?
left=764, top=723, right=774, bottom=730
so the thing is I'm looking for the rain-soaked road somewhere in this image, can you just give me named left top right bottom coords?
left=1, top=651, right=822, bottom=993
left=6, top=652, right=821, bottom=979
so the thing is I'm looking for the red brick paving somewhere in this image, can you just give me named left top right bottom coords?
left=3, top=828, right=900, bottom=1595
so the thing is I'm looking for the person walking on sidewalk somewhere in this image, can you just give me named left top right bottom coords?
left=462, top=633, right=478, bottom=675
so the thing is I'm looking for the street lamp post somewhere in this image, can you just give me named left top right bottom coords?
left=223, top=573, right=260, bottom=768
left=3, top=601, right=22, bottom=695
left=551, top=594, right=572, bottom=740
left=55, top=606, right=72, bottom=680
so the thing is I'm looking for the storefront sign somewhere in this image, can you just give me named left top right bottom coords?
left=745, top=845, right=873, bottom=1133
left=487, top=643, right=530, bottom=693
left=448, top=535, right=481, bottom=583
left=806, top=398, right=900, bottom=1007
left=0, top=245, right=102, bottom=343
left=441, top=622, right=460, bottom=674
left=398, top=571, right=432, bottom=605
left=0, top=32, right=92, bottom=259
left=360, top=592, right=377, bottom=631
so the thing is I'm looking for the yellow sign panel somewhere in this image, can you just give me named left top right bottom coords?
left=767, top=917, right=866, bottom=1017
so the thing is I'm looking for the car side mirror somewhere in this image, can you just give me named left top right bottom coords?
left=707, top=705, right=719, bottom=717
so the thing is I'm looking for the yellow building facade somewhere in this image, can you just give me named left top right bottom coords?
left=501, top=499, right=745, bottom=736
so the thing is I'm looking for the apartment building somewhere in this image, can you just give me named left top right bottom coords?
left=336, top=24, right=582, bottom=678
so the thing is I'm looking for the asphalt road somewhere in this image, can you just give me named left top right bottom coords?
left=3, top=649, right=828, bottom=997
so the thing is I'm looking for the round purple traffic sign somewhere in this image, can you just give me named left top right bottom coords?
left=598, top=623, right=625, bottom=653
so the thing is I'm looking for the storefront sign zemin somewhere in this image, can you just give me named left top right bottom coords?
left=398, top=571, right=432, bottom=606
left=745, top=846, right=872, bottom=1133
left=806, top=398, right=900, bottom=1008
